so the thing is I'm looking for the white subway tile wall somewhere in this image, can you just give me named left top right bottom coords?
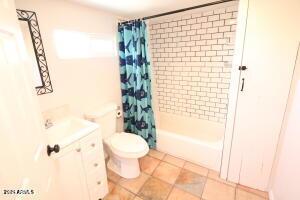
left=149, top=5, right=238, bottom=123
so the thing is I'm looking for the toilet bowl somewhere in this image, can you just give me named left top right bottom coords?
left=104, top=132, right=149, bottom=178
left=85, top=103, right=149, bottom=179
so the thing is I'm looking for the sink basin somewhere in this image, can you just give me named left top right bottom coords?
left=46, top=117, right=99, bottom=149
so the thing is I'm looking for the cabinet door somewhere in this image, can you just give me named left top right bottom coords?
left=227, top=0, right=300, bottom=190
left=53, top=144, right=89, bottom=200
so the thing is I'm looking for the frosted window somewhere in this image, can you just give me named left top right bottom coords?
left=54, top=30, right=116, bottom=59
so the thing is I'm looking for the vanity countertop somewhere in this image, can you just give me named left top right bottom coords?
left=46, top=117, right=99, bottom=149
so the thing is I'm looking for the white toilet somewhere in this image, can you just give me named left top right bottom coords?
left=85, top=103, right=149, bottom=179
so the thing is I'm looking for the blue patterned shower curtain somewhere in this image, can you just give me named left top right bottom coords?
left=118, top=20, right=156, bottom=148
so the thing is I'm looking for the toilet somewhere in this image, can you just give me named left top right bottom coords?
left=85, top=103, right=149, bottom=179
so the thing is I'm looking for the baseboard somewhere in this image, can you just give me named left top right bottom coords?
left=269, top=190, right=275, bottom=200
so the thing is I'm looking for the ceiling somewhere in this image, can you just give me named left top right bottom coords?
left=67, top=0, right=216, bottom=18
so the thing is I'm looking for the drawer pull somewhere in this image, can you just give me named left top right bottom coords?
left=91, top=143, right=95, bottom=147
left=97, top=181, right=101, bottom=185
left=76, top=148, right=81, bottom=152
left=94, top=163, right=98, bottom=167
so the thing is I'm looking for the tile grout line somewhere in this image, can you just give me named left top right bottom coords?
left=163, top=155, right=266, bottom=198
left=151, top=151, right=239, bottom=187
left=134, top=175, right=151, bottom=199
left=163, top=161, right=184, bottom=200
left=106, top=179, right=136, bottom=199
left=234, top=186, right=237, bottom=200
left=107, top=150, right=268, bottom=200
left=149, top=155, right=163, bottom=175
left=150, top=154, right=180, bottom=199
left=149, top=152, right=236, bottom=194
left=140, top=154, right=186, bottom=199
left=134, top=157, right=163, bottom=199
left=236, top=186, right=269, bottom=199
left=200, top=170, right=209, bottom=199
left=114, top=172, right=266, bottom=200
left=173, top=161, right=206, bottom=199
left=206, top=176, right=235, bottom=187
left=152, top=152, right=238, bottom=199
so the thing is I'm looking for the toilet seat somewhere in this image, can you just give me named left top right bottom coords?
left=106, top=132, right=149, bottom=159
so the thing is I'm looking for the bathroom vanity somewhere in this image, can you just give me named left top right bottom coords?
left=46, top=117, right=108, bottom=200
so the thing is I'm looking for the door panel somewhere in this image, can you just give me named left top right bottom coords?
left=227, top=0, right=300, bottom=190
left=0, top=1, right=59, bottom=199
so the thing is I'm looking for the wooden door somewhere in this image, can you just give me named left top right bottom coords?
left=0, top=0, right=60, bottom=199
left=226, top=0, right=300, bottom=190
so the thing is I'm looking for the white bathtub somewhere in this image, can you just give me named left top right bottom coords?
left=156, top=113, right=224, bottom=171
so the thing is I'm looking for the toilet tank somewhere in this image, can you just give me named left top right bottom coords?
left=85, top=103, right=118, bottom=139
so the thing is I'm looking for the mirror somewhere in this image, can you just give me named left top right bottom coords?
left=16, top=9, right=53, bottom=95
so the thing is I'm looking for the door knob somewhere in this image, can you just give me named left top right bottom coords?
left=239, top=65, right=247, bottom=70
left=47, top=144, right=60, bottom=156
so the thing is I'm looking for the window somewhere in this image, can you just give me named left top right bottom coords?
left=54, top=30, right=116, bottom=59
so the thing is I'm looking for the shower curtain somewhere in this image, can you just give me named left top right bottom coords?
left=117, top=20, right=156, bottom=148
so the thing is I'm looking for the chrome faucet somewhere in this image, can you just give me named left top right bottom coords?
left=45, top=119, right=53, bottom=129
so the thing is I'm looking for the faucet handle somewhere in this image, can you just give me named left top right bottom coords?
left=45, top=118, right=53, bottom=129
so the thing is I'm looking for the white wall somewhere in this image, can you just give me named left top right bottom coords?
left=269, top=45, right=300, bottom=200
left=15, top=0, right=123, bottom=119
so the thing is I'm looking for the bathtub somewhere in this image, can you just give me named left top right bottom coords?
left=156, top=113, right=225, bottom=171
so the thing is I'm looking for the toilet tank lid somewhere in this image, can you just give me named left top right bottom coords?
left=85, top=103, right=118, bottom=119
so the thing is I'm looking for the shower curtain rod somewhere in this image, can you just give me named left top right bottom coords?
left=119, top=0, right=237, bottom=25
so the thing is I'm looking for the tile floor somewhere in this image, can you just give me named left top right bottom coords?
left=104, top=149, right=269, bottom=200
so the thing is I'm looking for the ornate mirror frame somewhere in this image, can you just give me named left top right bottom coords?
left=16, top=9, right=53, bottom=95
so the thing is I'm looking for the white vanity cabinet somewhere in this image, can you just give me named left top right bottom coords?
left=80, top=130, right=109, bottom=200
left=53, top=130, right=108, bottom=200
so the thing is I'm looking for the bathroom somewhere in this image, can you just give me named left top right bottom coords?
left=0, top=0, right=299, bottom=200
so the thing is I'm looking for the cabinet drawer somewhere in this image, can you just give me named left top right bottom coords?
left=80, top=131, right=103, bottom=156
left=85, top=160, right=107, bottom=190
left=83, top=150, right=105, bottom=173
left=86, top=172, right=104, bottom=187
left=87, top=173, right=108, bottom=200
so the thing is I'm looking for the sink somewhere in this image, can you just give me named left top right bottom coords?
left=46, top=117, right=99, bottom=149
